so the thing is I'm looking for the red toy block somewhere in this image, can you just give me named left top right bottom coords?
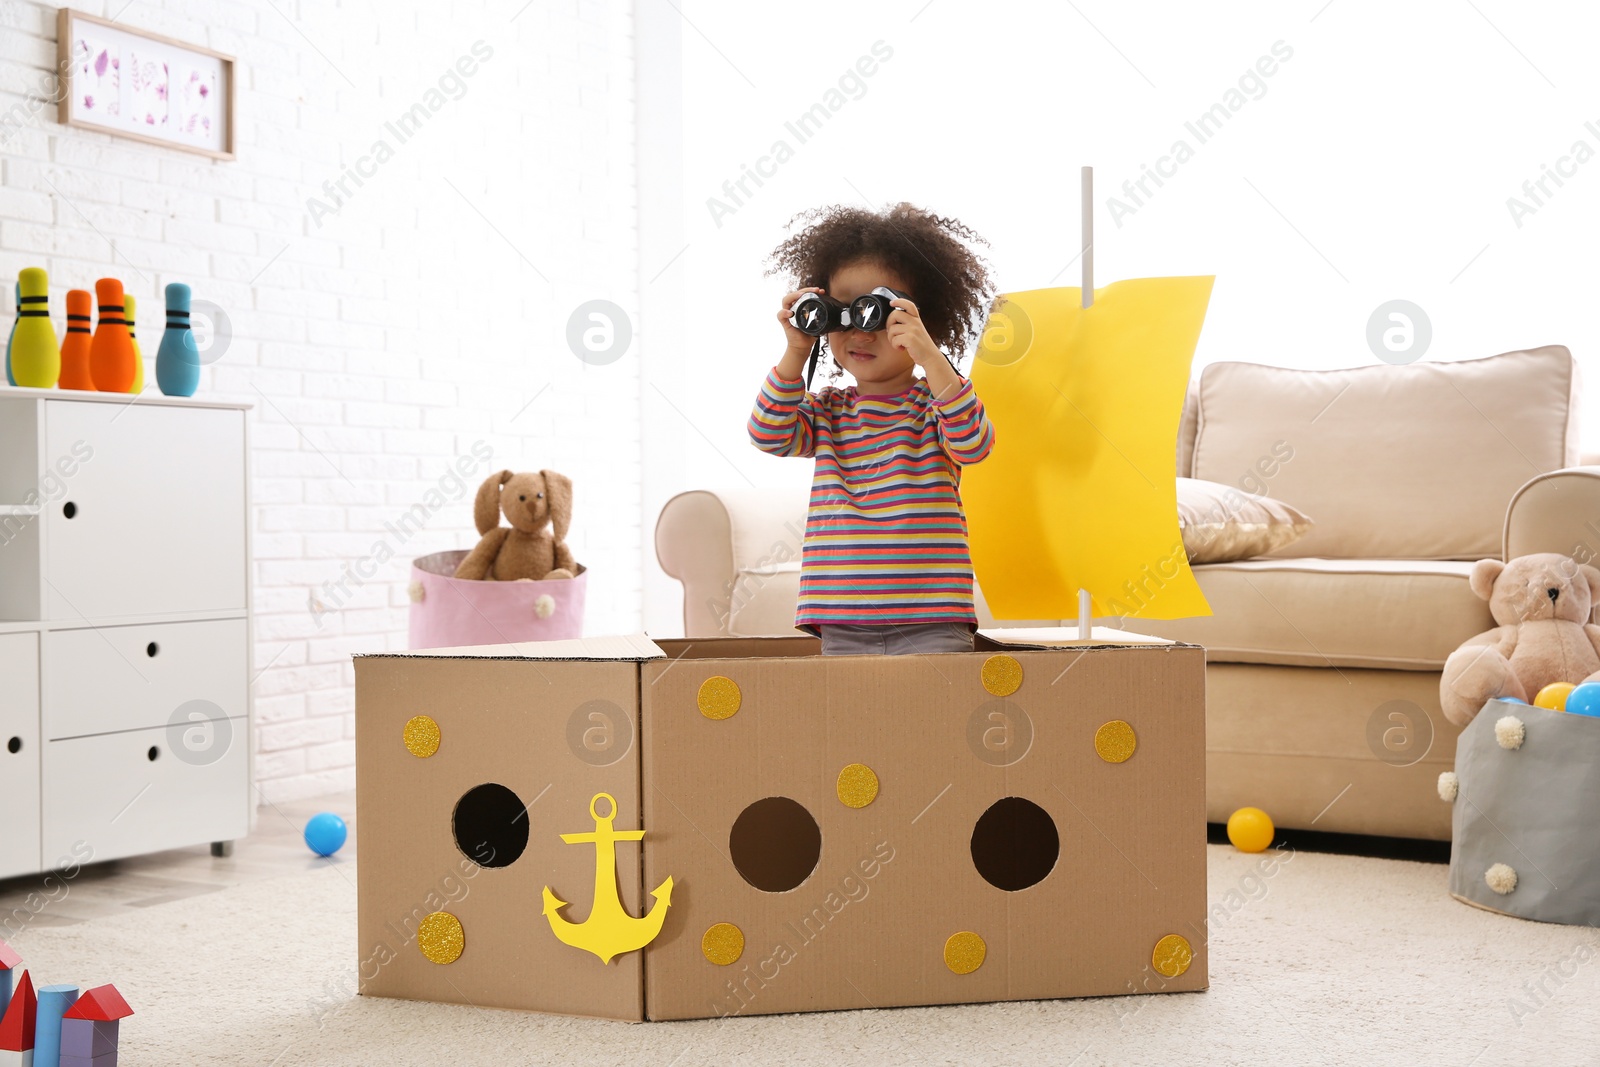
left=61, top=987, right=131, bottom=1023
left=0, top=970, right=36, bottom=1052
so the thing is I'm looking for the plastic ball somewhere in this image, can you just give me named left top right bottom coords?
left=1566, top=682, right=1600, bottom=719
left=1534, top=682, right=1577, bottom=712
left=304, top=812, right=348, bottom=856
left=1226, top=807, right=1275, bottom=853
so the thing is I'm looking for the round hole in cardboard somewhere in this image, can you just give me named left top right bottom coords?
left=453, top=782, right=530, bottom=869
left=970, top=796, right=1059, bottom=891
left=729, top=796, right=821, bottom=892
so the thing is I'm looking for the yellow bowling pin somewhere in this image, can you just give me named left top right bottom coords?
left=127, top=293, right=144, bottom=393
left=11, top=267, right=60, bottom=388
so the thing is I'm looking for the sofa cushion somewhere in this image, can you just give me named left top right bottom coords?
left=1132, top=557, right=1494, bottom=669
left=1178, top=477, right=1312, bottom=563
left=1191, top=346, right=1578, bottom=560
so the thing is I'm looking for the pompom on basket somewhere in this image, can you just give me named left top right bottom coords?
left=407, top=549, right=587, bottom=649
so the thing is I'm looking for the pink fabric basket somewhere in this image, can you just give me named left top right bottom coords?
left=408, top=550, right=587, bottom=649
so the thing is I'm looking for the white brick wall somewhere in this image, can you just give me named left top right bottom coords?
left=1, top=0, right=641, bottom=802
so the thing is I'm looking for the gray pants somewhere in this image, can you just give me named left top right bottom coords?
left=818, top=622, right=975, bottom=656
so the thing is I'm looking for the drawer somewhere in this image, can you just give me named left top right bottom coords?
left=42, top=717, right=248, bottom=865
left=0, top=631, right=41, bottom=878
left=43, top=400, right=245, bottom=619
left=46, top=618, right=246, bottom=739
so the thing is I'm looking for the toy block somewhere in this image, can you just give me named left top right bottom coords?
left=57, top=1054, right=114, bottom=1067
left=0, top=971, right=36, bottom=1053
left=355, top=630, right=1208, bottom=1020
left=59, top=989, right=129, bottom=1024
left=0, top=1050, right=35, bottom=1067
left=57, top=1020, right=116, bottom=1060
left=0, top=942, right=19, bottom=1010
left=32, top=984, right=77, bottom=1067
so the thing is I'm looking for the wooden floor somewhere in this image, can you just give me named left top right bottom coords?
left=0, top=791, right=357, bottom=931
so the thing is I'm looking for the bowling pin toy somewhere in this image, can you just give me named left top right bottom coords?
left=155, top=282, right=200, bottom=397
left=58, top=290, right=95, bottom=390
left=127, top=293, right=145, bottom=393
left=5, top=283, right=16, bottom=387
left=10, top=267, right=60, bottom=389
left=89, top=277, right=136, bottom=392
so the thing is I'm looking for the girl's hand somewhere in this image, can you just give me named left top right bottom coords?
left=886, top=298, right=942, bottom=368
left=778, top=287, right=826, bottom=357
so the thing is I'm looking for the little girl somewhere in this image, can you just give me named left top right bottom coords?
left=747, top=203, right=997, bottom=656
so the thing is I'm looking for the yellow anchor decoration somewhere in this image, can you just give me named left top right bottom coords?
left=541, top=792, right=674, bottom=964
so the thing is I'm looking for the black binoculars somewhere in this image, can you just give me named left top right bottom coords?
left=788, top=286, right=909, bottom=337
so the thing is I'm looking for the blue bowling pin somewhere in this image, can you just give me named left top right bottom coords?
left=5, top=282, right=17, bottom=386
left=154, top=282, right=200, bottom=397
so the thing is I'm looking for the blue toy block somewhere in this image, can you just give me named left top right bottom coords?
left=59, top=1019, right=116, bottom=1059
left=33, top=984, right=79, bottom=1067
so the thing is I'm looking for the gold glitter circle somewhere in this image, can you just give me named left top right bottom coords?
left=1151, top=934, right=1192, bottom=978
left=981, top=655, right=1022, bottom=697
left=701, top=922, right=745, bottom=966
left=944, top=930, right=987, bottom=975
left=418, top=911, right=464, bottom=965
left=836, top=763, right=880, bottom=808
left=1094, top=720, right=1137, bottom=764
left=698, top=676, right=742, bottom=720
left=403, top=715, right=441, bottom=758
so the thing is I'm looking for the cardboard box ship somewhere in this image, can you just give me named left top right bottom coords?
left=353, top=628, right=1207, bottom=1020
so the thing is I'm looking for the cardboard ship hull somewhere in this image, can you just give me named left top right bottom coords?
left=354, top=630, right=1208, bottom=1020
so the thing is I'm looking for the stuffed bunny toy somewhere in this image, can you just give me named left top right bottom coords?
left=453, top=469, right=578, bottom=582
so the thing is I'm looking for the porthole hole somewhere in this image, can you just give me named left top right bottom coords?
left=971, top=796, right=1059, bottom=892
left=453, top=782, right=529, bottom=868
left=729, top=796, right=821, bottom=893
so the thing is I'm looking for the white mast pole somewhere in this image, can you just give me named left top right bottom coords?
left=1078, top=166, right=1094, bottom=641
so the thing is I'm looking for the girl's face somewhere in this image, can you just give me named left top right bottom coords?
left=824, top=259, right=917, bottom=393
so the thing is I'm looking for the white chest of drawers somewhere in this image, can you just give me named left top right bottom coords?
left=0, top=388, right=252, bottom=877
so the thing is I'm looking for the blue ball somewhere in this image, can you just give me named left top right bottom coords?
left=304, top=812, right=348, bottom=856
left=1566, top=682, right=1600, bottom=719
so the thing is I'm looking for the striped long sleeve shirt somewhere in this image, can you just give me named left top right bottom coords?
left=747, top=367, right=997, bottom=634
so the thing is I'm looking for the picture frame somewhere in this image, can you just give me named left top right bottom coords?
left=56, top=7, right=236, bottom=161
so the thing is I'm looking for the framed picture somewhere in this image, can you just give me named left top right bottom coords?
left=56, top=8, right=236, bottom=160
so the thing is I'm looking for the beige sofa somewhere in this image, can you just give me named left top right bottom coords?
left=656, top=347, right=1598, bottom=840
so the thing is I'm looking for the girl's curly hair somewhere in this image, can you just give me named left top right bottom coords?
left=767, top=203, right=994, bottom=383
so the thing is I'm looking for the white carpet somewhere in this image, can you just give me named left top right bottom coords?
left=11, top=845, right=1599, bottom=1066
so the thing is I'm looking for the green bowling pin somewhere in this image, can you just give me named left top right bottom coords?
left=11, top=267, right=60, bottom=388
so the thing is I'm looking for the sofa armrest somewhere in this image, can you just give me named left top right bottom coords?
left=1504, top=466, right=1600, bottom=566
left=654, top=487, right=809, bottom=638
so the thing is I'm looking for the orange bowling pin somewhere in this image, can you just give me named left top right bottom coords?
left=89, top=277, right=136, bottom=392
left=58, top=289, right=95, bottom=390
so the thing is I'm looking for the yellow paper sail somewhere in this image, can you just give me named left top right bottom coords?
left=965, top=277, right=1214, bottom=621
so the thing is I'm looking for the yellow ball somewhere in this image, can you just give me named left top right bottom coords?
left=1226, top=807, right=1275, bottom=853
left=1535, top=682, right=1577, bottom=712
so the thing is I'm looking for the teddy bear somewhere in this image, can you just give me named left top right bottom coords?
left=1439, top=552, right=1600, bottom=726
left=453, top=469, right=579, bottom=582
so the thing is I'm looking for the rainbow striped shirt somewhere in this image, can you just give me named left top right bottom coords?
left=747, top=367, right=997, bottom=633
